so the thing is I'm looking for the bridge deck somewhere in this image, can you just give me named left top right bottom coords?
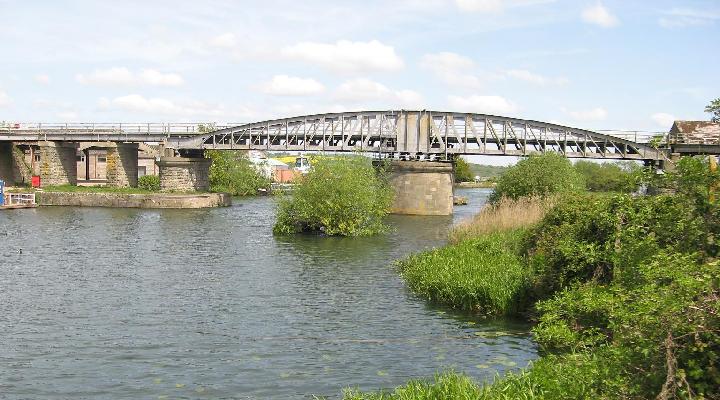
left=0, top=111, right=668, bottom=161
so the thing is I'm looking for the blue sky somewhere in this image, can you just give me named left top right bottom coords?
left=0, top=0, right=718, bottom=133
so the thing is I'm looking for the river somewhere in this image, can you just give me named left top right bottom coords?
left=0, top=188, right=537, bottom=399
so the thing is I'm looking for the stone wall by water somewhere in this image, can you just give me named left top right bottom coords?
left=37, top=191, right=231, bottom=208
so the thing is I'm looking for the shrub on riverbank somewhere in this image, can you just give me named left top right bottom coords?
left=574, top=160, right=639, bottom=193
left=137, top=175, right=160, bottom=191
left=450, top=196, right=552, bottom=243
left=366, top=156, right=720, bottom=399
left=489, top=153, right=585, bottom=203
left=399, top=230, right=531, bottom=315
left=273, top=156, right=393, bottom=236
left=206, top=150, right=270, bottom=196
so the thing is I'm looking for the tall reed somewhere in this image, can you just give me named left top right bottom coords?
left=450, top=196, right=553, bottom=244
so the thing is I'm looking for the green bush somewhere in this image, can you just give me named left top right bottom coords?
left=454, top=157, right=474, bottom=183
left=273, top=156, right=393, bottom=236
left=398, top=230, right=531, bottom=315
left=489, top=153, right=585, bottom=203
left=344, top=156, right=720, bottom=399
left=206, top=150, right=270, bottom=196
left=137, top=175, right=160, bottom=191
left=574, top=161, right=639, bottom=193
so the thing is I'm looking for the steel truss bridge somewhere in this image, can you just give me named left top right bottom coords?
left=1, top=110, right=666, bottom=161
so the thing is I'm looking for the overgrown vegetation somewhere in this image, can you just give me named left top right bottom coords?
left=353, top=156, right=720, bottom=399
left=273, top=156, right=393, bottom=236
left=489, top=153, right=585, bottom=203
left=399, top=230, right=530, bottom=316
left=454, top=157, right=474, bottom=183
left=573, top=160, right=639, bottom=193
left=137, top=175, right=160, bottom=191
left=206, top=150, right=270, bottom=196
left=449, top=196, right=552, bottom=244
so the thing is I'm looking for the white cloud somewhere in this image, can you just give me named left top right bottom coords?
left=506, top=69, right=568, bottom=86
left=56, top=111, right=78, bottom=121
left=420, top=52, right=485, bottom=89
left=138, top=69, right=185, bottom=86
left=259, top=75, right=325, bottom=96
left=455, top=0, right=503, bottom=13
left=651, top=112, right=676, bottom=128
left=0, top=91, right=11, bottom=107
left=209, top=32, right=238, bottom=48
left=281, top=40, right=404, bottom=73
left=563, top=106, right=608, bottom=121
left=658, top=8, right=720, bottom=28
left=581, top=3, right=619, bottom=28
left=35, top=74, right=50, bottom=84
left=76, top=67, right=184, bottom=86
left=447, top=95, right=517, bottom=114
left=452, top=0, right=556, bottom=13
left=334, top=78, right=423, bottom=107
left=97, top=94, right=256, bottom=120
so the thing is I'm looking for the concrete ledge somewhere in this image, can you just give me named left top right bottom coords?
left=37, top=192, right=231, bottom=208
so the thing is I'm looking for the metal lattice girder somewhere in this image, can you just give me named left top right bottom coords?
left=169, top=110, right=664, bottom=161
left=0, top=111, right=666, bottom=161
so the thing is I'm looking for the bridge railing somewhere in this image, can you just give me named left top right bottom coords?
left=595, top=130, right=668, bottom=145
left=0, top=122, right=243, bottom=135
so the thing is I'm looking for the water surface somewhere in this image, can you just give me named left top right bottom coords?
left=0, top=188, right=536, bottom=399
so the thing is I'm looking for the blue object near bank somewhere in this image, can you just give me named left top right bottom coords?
left=0, top=179, right=4, bottom=206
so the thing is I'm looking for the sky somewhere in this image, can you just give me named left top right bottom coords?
left=0, top=0, right=718, bottom=134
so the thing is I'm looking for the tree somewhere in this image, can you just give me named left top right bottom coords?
left=574, top=160, right=639, bottom=193
left=489, top=152, right=585, bottom=203
left=273, top=156, right=393, bottom=236
left=206, top=150, right=270, bottom=196
left=454, top=157, right=474, bottom=183
left=705, top=98, right=720, bottom=123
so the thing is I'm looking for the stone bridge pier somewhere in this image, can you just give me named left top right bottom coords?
left=156, top=150, right=211, bottom=192
left=39, top=141, right=78, bottom=186
left=380, top=160, right=454, bottom=216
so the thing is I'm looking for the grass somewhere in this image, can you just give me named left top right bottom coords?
left=341, top=354, right=613, bottom=400
left=450, top=197, right=553, bottom=244
left=398, top=230, right=531, bottom=316
left=40, top=185, right=157, bottom=194
left=342, top=372, right=483, bottom=400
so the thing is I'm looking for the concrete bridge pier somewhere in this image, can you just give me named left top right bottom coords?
left=106, top=143, right=139, bottom=187
left=39, top=141, right=78, bottom=186
left=382, top=160, right=454, bottom=216
left=156, top=154, right=211, bottom=192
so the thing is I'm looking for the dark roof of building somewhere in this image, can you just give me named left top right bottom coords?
left=670, top=120, right=720, bottom=135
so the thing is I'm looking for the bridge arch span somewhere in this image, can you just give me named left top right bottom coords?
left=171, top=110, right=664, bottom=161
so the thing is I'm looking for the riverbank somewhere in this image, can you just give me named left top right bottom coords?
left=37, top=191, right=231, bottom=208
left=346, top=157, right=720, bottom=399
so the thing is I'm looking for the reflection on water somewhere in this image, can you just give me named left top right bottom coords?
left=0, top=189, right=536, bottom=399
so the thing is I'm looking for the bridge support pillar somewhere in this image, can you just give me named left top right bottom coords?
left=156, top=156, right=211, bottom=192
left=39, top=141, right=78, bottom=186
left=106, top=143, right=139, bottom=187
left=381, top=160, right=454, bottom=216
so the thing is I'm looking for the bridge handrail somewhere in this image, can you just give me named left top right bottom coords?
left=0, top=122, right=244, bottom=135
